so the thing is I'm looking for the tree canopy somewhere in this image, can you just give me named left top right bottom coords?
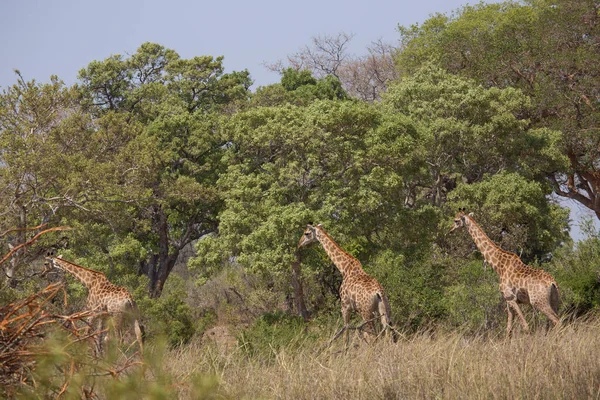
left=397, top=0, right=600, bottom=220
left=2, top=4, right=599, bottom=341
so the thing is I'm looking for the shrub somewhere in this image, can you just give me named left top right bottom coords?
left=549, top=234, right=600, bottom=316
left=238, top=311, right=317, bottom=360
left=443, top=259, right=503, bottom=331
left=139, top=275, right=196, bottom=347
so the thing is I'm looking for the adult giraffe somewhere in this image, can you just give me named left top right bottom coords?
left=298, top=224, right=395, bottom=346
left=43, top=252, right=144, bottom=352
left=450, top=209, right=560, bottom=337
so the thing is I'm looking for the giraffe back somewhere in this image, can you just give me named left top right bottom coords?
left=88, top=279, right=137, bottom=315
left=342, top=270, right=392, bottom=325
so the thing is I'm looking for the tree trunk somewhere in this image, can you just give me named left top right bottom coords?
left=138, top=206, right=180, bottom=298
left=291, top=252, right=309, bottom=321
left=139, top=251, right=179, bottom=298
left=150, top=253, right=178, bottom=298
left=6, top=205, right=27, bottom=288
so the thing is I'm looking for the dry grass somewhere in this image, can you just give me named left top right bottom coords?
left=164, top=320, right=600, bottom=399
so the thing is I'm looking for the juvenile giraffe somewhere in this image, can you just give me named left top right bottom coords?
left=450, top=210, right=560, bottom=337
left=43, top=252, right=144, bottom=352
left=298, top=224, right=394, bottom=345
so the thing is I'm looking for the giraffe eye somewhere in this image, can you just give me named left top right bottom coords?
left=305, top=232, right=310, bottom=236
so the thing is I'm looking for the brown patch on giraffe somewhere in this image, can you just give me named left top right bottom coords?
left=43, top=252, right=145, bottom=353
left=298, top=224, right=396, bottom=345
left=450, top=210, right=560, bottom=337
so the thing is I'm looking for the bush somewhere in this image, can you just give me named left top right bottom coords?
left=138, top=275, right=197, bottom=347
left=549, top=234, right=600, bottom=316
left=370, top=250, right=446, bottom=331
left=443, top=259, right=503, bottom=332
left=238, top=311, right=317, bottom=360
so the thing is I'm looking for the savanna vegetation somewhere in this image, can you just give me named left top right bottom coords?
left=2, top=0, right=600, bottom=398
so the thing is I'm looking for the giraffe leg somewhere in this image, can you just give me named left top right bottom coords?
left=87, top=315, right=106, bottom=356
left=327, top=306, right=351, bottom=349
left=536, top=304, right=560, bottom=328
left=531, top=291, right=560, bottom=329
left=505, top=302, right=514, bottom=339
left=541, top=283, right=560, bottom=328
left=342, top=306, right=352, bottom=351
left=376, top=294, right=396, bottom=342
left=134, top=319, right=145, bottom=354
left=328, top=325, right=347, bottom=346
left=507, top=300, right=529, bottom=334
left=358, top=310, right=377, bottom=344
left=84, top=315, right=99, bottom=355
left=344, top=325, right=350, bottom=351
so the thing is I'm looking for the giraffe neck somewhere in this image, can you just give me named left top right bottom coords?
left=463, top=216, right=507, bottom=276
left=53, top=258, right=104, bottom=289
left=314, top=227, right=362, bottom=278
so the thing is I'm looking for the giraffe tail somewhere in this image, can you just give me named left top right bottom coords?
left=376, top=292, right=397, bottom=343
left=134, top=319, right=145, bottom=353
left=550, top=283, right=560, bottom=315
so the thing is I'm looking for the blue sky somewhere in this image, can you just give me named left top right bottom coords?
left=1, top=0, right=598, bottom=241
left=1, top=0, right=475, bottom=89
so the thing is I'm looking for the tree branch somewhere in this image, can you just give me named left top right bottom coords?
left=0, top=226, right=72, bottom=266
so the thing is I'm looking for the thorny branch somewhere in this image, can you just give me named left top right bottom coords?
left=0, top=282, right=142, bottom=398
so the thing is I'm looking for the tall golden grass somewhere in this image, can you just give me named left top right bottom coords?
left=164, top=319, right=600, bottom=399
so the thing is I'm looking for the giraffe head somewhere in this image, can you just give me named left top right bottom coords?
left=449, top=208, right=468, bottom=233
left=42, top=250, right=63, bottom=276
left=298, top=224, right=320, bottom=249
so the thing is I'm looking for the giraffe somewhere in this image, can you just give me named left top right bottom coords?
left=43, top=252, right=144, bottom=353
left=298, top=224, right=394, bottom=346
left=449, top=209, right=560, bottom=337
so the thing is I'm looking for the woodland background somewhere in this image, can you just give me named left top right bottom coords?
left=2, top=0, right=600, bottom=398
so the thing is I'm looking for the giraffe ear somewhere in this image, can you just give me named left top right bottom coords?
left=317, top=224, right=322, bottom=227
left=57, top=254, right=63, bottom=259
left=468, top=212, right=474, bottom=217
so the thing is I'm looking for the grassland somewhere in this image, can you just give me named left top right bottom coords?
left=160, top=318, right=600, bottom=399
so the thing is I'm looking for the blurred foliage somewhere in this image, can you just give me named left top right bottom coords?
left=16, top=330, right=221, bottom=399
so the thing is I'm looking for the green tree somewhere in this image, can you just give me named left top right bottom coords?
left=549, top=220, right=600, bottom=315
left=0, top=72, right=93, bottom=283
left=397, top=0, right=600, bottom=220
left=446, top=172, right=570, bottom=261
left=378, top=64, right=565, bottom=208
left=251, top=68, right=347, bottom=108
left=75, top=42, right=252, bottom=297
left=193, top=65, right=570, bottom=327
left=192, top=99, right=381, bottom=318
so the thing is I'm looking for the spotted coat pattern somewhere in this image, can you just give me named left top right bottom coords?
left=450, top=211, right=560, bottom=337
left=298, top=224, right=392, bottom=340
left=44, top=255, right=144, bottom=350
